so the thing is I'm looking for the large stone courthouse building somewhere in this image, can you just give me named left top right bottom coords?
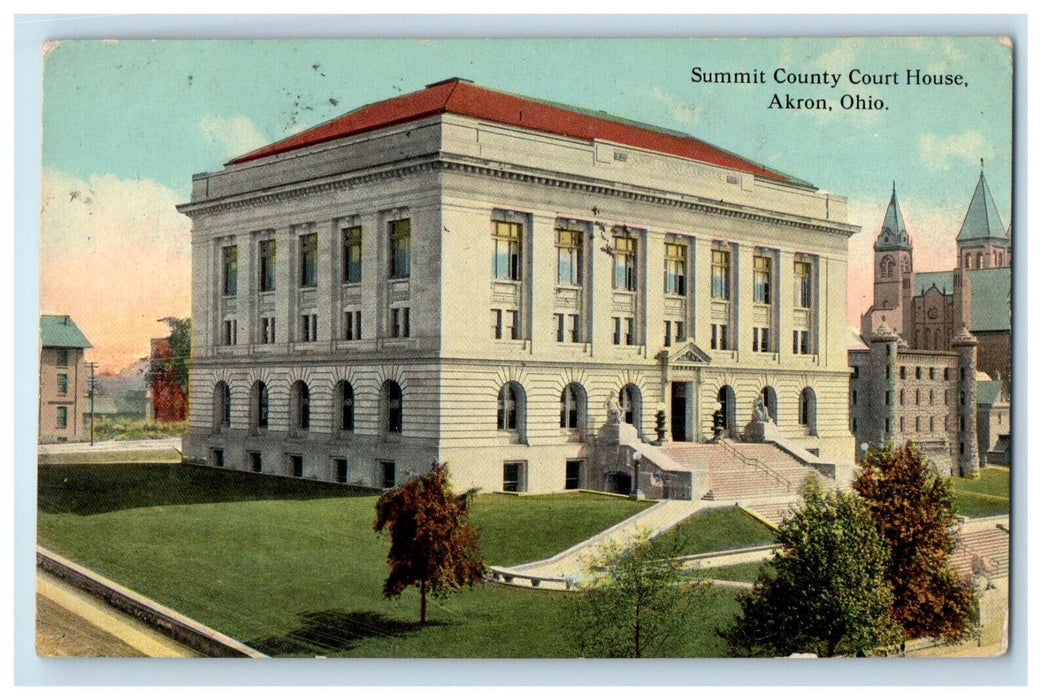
left=850, top=169, right=1011, bottom=475
left=178, top=78, right=860, bottom=495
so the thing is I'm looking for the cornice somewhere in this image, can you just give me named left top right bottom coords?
left=179, top=154, right=860, bottom=237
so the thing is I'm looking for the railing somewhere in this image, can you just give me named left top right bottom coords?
left=716, top=440, right=793, bottom=493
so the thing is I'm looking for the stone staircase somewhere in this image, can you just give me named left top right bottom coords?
left=660, top=440, right=831, bottom=501
left=949, top=518, right=1010, bottom=580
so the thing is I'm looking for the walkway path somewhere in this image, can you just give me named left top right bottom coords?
left=36, top=570, right=199, bottom=657
left=491, top=497, right=744, bottom=589
left=38, top=437, right=182, bottom=455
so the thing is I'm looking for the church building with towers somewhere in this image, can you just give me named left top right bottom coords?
left=850, top=165, right=1011, bottom=475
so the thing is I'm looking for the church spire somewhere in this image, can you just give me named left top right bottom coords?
left=957, top=162, right=1007, bottom=243
left=875, top=182, right=912, bottom=251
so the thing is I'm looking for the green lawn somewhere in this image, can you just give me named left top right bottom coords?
left=658, top=506, right=776, bottom=555
left=37, top=463, right=735, bottom=657
left=951, top=467, right=1010, bottom=518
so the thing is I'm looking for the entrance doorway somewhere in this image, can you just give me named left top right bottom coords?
left=671, top=381, right=688, bottom=442
left=607, top=471, right=632, bottom=495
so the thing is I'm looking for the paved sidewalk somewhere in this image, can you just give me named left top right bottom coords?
left=495, top=498, right=736, bottom=586
left=36, top=570, right=199, bottom=657
left=38, top=437, right=183, bottom=454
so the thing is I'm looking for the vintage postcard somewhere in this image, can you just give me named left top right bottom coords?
left=33, top=35, right=1016, bottom=668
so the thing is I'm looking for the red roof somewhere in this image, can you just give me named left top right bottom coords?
left=229, top=78, right=802, bottom=185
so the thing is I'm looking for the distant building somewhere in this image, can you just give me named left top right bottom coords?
left=93, top=358, right=151, bottom=421
left=39, top=315, right=92, bottom=443
left=149, top=337, right=188, bottom=422
left=851, top=168, right=1011, bottom=474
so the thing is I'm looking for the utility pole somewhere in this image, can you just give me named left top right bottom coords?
left=86, top=362, right=98, bottom=446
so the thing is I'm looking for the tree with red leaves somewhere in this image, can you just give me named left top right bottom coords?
left=853, top=442, right=978, bottom=643
left=373, top=464, right=485, bottom=624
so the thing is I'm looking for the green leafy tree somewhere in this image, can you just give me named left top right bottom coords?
left=853, top=442, right=978, bottom=642
left=564, top=531, right=710, bottom=658
left=373, top=464, right=485, bottom=624
left=721, top=484, right=902, bottom=657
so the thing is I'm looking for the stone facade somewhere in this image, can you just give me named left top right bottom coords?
left=178, top=79, right=859, bottom=493
left=855, top=168, right=1010, bottom=473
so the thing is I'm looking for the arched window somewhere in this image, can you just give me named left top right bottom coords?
left=760, top=386, right=777, bottom=422
left=619, top=384, right=642, bottom=431
left=716, top=385, right=736, bottom=435
left=560, top=383, right=587, bottom=432
left=497, top=382, right=525, bottom=442
left=335, top=381, right=354, bottom=431
left=799, top=387, right=817, bottom=436
left=976, top=253, right=984, bottom=269
left=213, top=381, right=231, bottom=429
left=965, top=253, right=972, bottom=269
left=291, top=381, right=310, bottom=432
left=250, top=381, right=269, bottom=430
left=383, top=381, right=403, bottom=434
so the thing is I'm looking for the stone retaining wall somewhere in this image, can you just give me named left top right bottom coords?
left=36, top=546, right=266, bottom=658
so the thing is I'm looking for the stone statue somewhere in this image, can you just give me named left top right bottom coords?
left=606, top=391, right=623, bottom=423
left=752, top=396, right=770, bottom=423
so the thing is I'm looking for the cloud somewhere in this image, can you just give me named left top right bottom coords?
left=919, top=131, right=989, bottom=171
left=651, top=87, right=704, bottom=128
left=198, top=115, right=268, bottom=159
left=40, top=170, right=191, bottom=372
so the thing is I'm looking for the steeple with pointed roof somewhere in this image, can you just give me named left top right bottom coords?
left=874, top=181, right=912, bottom=251
left=957, top=161, right=1010, bottom=271
left=958, top=161, right=1008, bottom=244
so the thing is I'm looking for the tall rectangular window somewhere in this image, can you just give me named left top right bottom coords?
left=301, top=314, right=317, bottom=342
left=223, top=319, right=237, bottom=346
left=259, top=239, right=276, bottom=292
left=389, top=219, right=411, bottom=279
left=390, top=308, right=411, bottom=338
left=57, top=373, right=68, bottom=396
left=503, top=462, right=525, bottom=492
left=794, top=260, right=812, bottom=308
left=380, top=461, right=396, bottom=489
left=793, top=329, right=811, bottom=354
left=342, top=226, right=362, bottom=284
left=711, top=249, right=730, bottom=300
left=665, top=243, right=687, bottom=295
left=299, top=233, right=317, bottom=288
left=710, top=323, right=729, bottom=350
left=555, top=313, right=579, bottom=343
left=752, top=326, right=770, bottom=353
left=222, top=245, right=238, bottom=296
left=565, top=460, right=582, bottom=490
left=613, top=235, right=637, bottom=291
left=344, top=310, right=362, bottom=340
left=56, top=406, right=68, bottom=429
left=492, top=309, right=503, bottom=339
left=556, top=228, right=583, bottom=285
left=753, top=255, right=772, bottom=304
left=57, top=348, right=69, bottom=366
left=492, top=220, right=522, bottom=280
left=260, top=316, right=276, bottom=344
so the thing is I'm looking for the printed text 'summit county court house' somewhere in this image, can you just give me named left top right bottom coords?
left=177, top=78, right=862, bottom=496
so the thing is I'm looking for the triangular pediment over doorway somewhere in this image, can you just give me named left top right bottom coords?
left=660, top=340, right=712, bottom=367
